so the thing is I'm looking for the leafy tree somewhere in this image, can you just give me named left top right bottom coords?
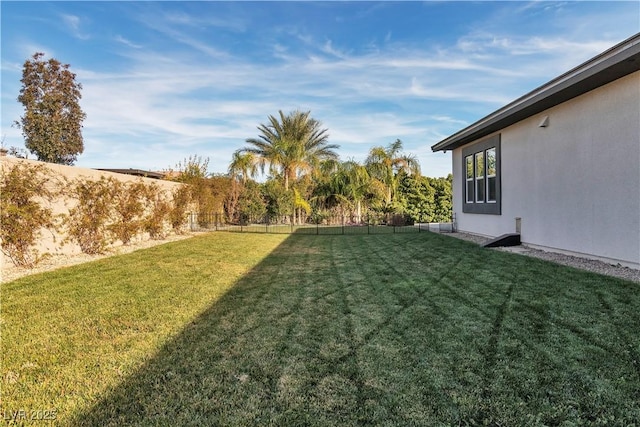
left=14, top=52, right=86, bottom=165
left=206, top=174, right=234, bottom=218
left=241, top=110, right=338, bottom=190
left=169, top=155, right=215, bottom=220
left=171, top=155, right=210, bottom=183
left=262, top=178, right=293, bottom=219
left=365, top=139, right=420, bottom=208
left=429, top=174, right=453, bottom=223
left=397, top=173, right=436, bottom=223
left=235, top=180, right=266, bottom=222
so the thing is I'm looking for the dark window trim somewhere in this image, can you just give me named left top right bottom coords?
left=461, top=134, right=501, bottom=215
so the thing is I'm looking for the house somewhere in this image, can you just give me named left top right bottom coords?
left=431, top=33, right=640, bottom=269
left=96, top=168, right=166, bottom=180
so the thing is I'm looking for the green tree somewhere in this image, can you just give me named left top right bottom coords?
left=365, top=139, right=420, bottom=209
left=14, top=52, right=86, bottom=165
left=262, top=178, right=293, bottom=219
left=241, top=110, right=338, bottom=191
left=429, top=174, right=453, bottom=223
left=397, top=173, right=436, bottom=223
left=235, top=180, right=266, bottom=222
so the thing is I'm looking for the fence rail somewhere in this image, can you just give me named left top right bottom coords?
left=188, top=213, right=455, bottom=235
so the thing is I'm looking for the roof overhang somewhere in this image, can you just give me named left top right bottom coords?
left=97, top=168, right=165, bottom=179
left=431, top=33, right=640, bottom=152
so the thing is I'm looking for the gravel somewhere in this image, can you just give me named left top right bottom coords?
left=1, top=234, right=194, bottom=284
left=445, top=231, right=640, bottom=283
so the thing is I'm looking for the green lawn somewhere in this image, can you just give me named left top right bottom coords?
left=2, top=232, right=639, bottom=425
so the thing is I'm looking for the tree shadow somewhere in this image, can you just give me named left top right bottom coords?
left=67, top=234, right=367, bottom=426
left=65, top=232, right=640, bottom=426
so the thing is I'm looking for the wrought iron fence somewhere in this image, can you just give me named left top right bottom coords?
left=188, top=212, right=455, bottom=235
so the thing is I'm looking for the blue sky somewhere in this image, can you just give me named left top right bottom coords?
left=1, top=1, right=638, bottom=177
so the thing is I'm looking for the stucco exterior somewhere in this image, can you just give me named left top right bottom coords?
left=451, top=72, right=640, bottom=268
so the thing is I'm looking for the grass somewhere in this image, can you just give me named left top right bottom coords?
left=2, top=232, right=639, bottom=425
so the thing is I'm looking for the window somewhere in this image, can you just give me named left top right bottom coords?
left=475, top=152, right=485, bottom=203
left=461, top=135, right=501, bottom=214
left=486, top=148, right=497, bottom=203
left=465, top=155, right=474, bottom=203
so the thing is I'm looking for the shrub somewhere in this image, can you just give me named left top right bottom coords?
left=169, top=185, right=191, bottom=233
left=0, top=162, right=58, bottom=267
left=65, top=177, right=114, bottom=254
left=109, top=180, right=147, bottom=244
left=143, top=183, right=172, bottom=240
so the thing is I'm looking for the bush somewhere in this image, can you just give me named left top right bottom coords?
left=110, top=180, right=147, bottom=244
left=169, top=185, right=191, bottom=233
left=65, top=177, right=114, bottom=254
left=0, top=162, right=58, bottom=267
left=143, top=183, right=172, bottom=240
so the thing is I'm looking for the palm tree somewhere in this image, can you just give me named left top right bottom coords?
left=365, top=139, right=420, bottom=207
left=240, top=110, right=339, bottom=191
left=228, top=151, right=257, bottom=184
left=337, top=160, right=372, bottom=222
left=312, top=159, right=373, bottom=223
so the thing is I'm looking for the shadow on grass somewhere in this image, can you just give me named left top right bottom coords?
left=68, top=232, right=640, bottom=426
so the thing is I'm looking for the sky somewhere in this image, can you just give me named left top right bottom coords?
left=1, top=1, right=638, bottom=178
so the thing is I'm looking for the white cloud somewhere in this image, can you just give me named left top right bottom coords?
left=114, top=35, right=142, bottom=49
left=61, top=14, right=90, bottom=40
left=321, top=40, right=348, bottom=59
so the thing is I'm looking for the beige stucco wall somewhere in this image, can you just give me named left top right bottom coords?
left=452, top=71, right=640, bottom=268
left=1, top=157, right=185, bottom=268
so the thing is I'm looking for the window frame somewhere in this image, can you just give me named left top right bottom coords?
left=475, top=151, right=485, bottom=203
left=465, top=155, right=474, bottom=203
left=461, top=134, right=501, bottom=215
left=486, top=147, right=497, bottom=203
